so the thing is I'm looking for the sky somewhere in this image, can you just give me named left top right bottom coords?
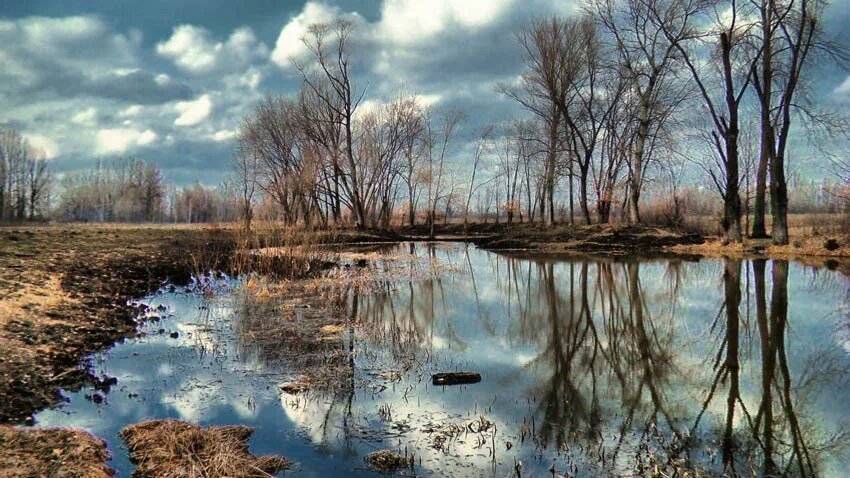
left=1, top=0, right=850, bottom=186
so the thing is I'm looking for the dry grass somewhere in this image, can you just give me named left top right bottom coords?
left=0, top=425, right=113, bottom=478
left=364, top=449, right=414, bottom=473
left=119, top=420, right=288, bottom=478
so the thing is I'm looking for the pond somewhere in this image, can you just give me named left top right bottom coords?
left=33, top=243, right=850, bottom=477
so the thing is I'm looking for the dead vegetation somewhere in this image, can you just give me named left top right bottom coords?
left=422, top=416, right=495, bottom=453
left=0, top=425, right=113, bottom=478
left=364, top=449, right=415, bottom=473
left=119, top=419, right=289, bottom=478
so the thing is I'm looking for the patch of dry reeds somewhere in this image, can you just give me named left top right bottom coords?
left=119, top=419, right=288, bottom=478
left=0, top=425, right=113, bottom=478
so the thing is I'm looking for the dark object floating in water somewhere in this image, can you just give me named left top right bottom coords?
left=169, top=331, right=179, bottom=339
left=432, top=372, right=481, bottom=386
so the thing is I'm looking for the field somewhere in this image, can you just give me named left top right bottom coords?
left=1, top=219, right=848, bottom=476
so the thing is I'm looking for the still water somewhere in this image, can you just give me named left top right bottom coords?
left=34, top=243, right=850, bottom=476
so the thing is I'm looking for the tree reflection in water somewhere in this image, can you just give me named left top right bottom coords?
left=237, top=243, right=850, bottom=476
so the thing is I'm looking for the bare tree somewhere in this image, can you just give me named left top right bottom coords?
left=653, top=0, right=753, bottom=243
left=508, top=18, right=577, bottom=226
left=423, top=108, right=465, bottom=237
left=495, top=121, right=525, bottom=224
left=589, top=0, right=690, bottom=224
left=296, top=20, right=369, bottom=228
left=554, top=16, right=624, bottom=224
left=749, top=0, right=840, bottom=244
left=396, top=96, right=426, bottom=226
left=234, top=146, right=260, bottom=233
left=463, top=126, right=494, bottom=232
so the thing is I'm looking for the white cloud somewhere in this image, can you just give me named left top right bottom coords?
left=174, top=94, right=212, bottom=126
left=119, top=105, right=143, bottom=117
left=19, top=15, right=106, bottom=46
left=71, top=107, right=98, bottom=125
left=270, top=2, right=356, bottom=69
left=377, top=0, right=512, bottom=45
left=157, top=25, right=217, bottom=73
left=95, top=128, right=157, bottom=154
left=213, top=130, right=236, bottom=142
left=157, top=25, right=267, bottom=74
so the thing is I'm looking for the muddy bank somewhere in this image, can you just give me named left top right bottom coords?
left=398, top=222, right=850, bottom=271
left=0, top=225, right=403, bottom=476
left=459, top=223, right=705, bottom=252
left=0, top=225, right=236, bottom=424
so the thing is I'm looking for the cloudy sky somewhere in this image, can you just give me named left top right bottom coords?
left=1, top=0, right=849, bottom=186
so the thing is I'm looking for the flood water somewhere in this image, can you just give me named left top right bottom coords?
left=33, top=243, right=850, bottom=477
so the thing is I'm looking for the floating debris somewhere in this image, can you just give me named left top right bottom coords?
left=431, top=372, right=481, bottom=386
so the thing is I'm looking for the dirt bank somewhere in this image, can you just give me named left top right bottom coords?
left=0, top=225, right=236, bottom=424
left=0, top=224, right=398, bottom=476
left=394, top=223, right=704, bottom=253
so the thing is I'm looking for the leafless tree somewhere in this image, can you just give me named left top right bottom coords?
left=234, top=145, right=260, bottom=233
left=748, top=0, right=842, bottom=244
left=653, top=0, right=753, bottom=243
left=423, top=108, right=465, bottom=237
left=555, top=16, right=624, bottom=224
left=588, top=0, right=691, bottom=224
left=0, top=129, right=49, bottom=222
left=463, top=125, right=494, bottom=232
left=396, top=96, right=427, bottom=226
left=295, top=20, right=369, bottom=228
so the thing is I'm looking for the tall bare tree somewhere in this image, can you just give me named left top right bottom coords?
left=589, top=0, right=690, bottom=223
left=296, top=20, right=369, bottom=227
left=654, top=0, right=753, bottom=243
left=749, top=0, right=838, bottom=244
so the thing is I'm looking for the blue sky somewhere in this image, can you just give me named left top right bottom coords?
left=1, top=0, right=849, bottom=186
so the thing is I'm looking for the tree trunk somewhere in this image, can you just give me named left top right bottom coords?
left=579, top=165, right=591, bottom=225
left=770, top=155, right=789, bottom=244
left=628, top=96, right=651, bottom=224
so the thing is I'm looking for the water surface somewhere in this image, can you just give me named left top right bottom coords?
left=34, top=243, right=850, bottom=476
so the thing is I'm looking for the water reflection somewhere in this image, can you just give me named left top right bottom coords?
left=353, top=246, right=850, bottom=476
left=32, top=243, right=850, bottom=477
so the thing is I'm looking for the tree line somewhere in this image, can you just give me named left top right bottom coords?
left=235, top=0, right=846, bottom=244
left=504, top=0, right=845, bottom=244
left=0, top=128, right=50, bottom=222
left=55, top=157, right=246, bottom=223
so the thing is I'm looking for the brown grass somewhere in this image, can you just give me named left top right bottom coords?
left=0, top=425, right=113, bottom=477
left=119, top=419, right=288, bottom=478
left=364, top=449, right=414, bottom=473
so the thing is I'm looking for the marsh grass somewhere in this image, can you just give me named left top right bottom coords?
left=119, top=419, right=289, bottom=478
left=0, top=425, right=113, bottom=478
left=364, top=449, right=415, bottom=473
